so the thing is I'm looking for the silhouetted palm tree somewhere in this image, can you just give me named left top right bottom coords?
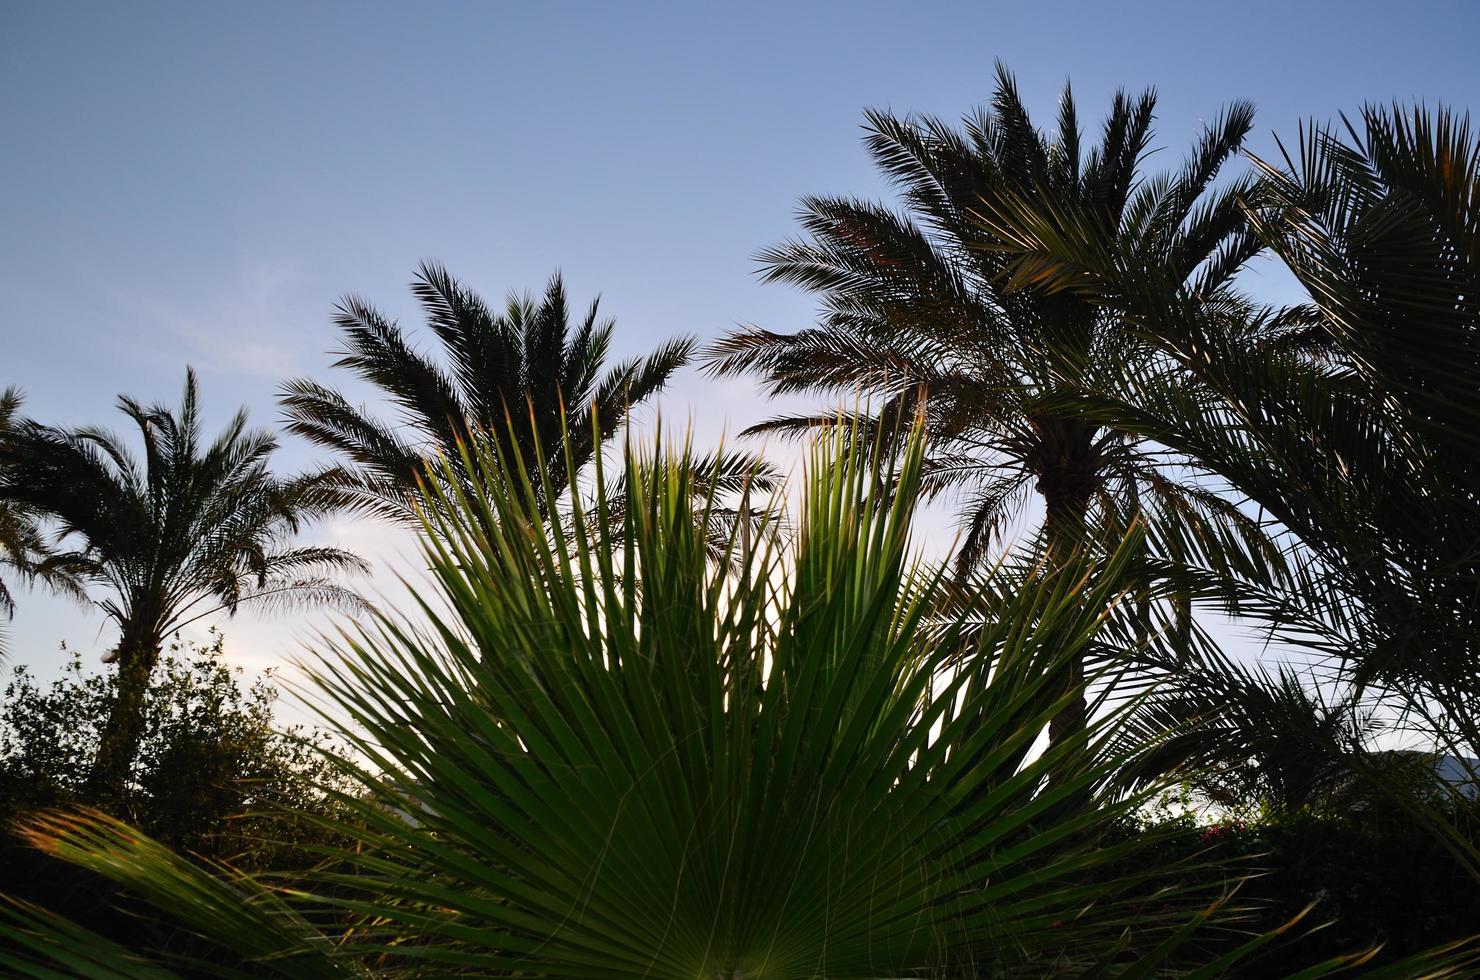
left=954, top=99, right=1480, bottom=880
left=281, top=262, right=703, bottom=521
left=1, top=387, right=43, bottom=636
left=0, top=371, right=365, bottom=797
left=705, top=66, right=1270, bottom=754
left=983, top=103, right=1480, bottom=726
left=0, top=387, right=87, bottom=658
left=1238, top=105, right=1480, bottom=695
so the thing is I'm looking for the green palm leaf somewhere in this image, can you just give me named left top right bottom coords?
left=2, top=420, right=1288, bottom=977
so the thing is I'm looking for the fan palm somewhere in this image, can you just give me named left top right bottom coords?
left=8, top=425, right=1477, bottom=977
left=281, top=261, right=716, bottom=522
left=0, top=421, right=1335, bottom=977
left=704, top=66, right=1272, bottom=754
left=0, top=370, right=366, bottom=798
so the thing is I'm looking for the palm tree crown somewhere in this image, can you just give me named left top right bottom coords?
left=281, top=261, right=698, bottom=519
left=1, top=388, right=46, bottom=626
left=704, top=67, right=1265, bottom=574
left=0, top=388, right=86, bottom=654
left=703, top=67, right=1277, bottom=771
left=991, top=103, right=1480, bottom=694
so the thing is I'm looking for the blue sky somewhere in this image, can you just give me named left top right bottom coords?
left=4, top=1, right=1479, bottom=693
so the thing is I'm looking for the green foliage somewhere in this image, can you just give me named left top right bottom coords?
left=0, top=371, right=366, bottom=660
left=3, top=77, right=1479, bottom=979
left=0, top=426, right=1295, bottom=978
left=0, top=631, right=353, bottom=865
left=703, top=65, right=1271, bottom=581
left=1122, top=804, right=1480, bottom=975
left=976, top=102, right=1480, bottom=703
left=1240, top=105, right=1480, bottom=698
left=975, top=100, right=1480, bottom=889
left=280, top=261, right=711, bottom=521
left=0, top=369, right=366, bottom=794
left=0, top=632, right=357, bottom=968
left=699, top=66, right=1290, bottom=780
left=0, top=387, right=87, bottom=658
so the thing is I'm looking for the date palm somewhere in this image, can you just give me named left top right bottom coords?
left=982, top=103, right=1480, bottom=715
left=705, top=66, right=1271, bottom=754
left=281, top=261, right=703, bottom=522
left=981, top=103, right=1480, bottom=867
left=0, top=387, right=87, bottom=659
left=1240, top=104, right=1480, bottom=695
left=0, top=388, right=35, bottom=627
left=0, top=371, right=366, bottom=798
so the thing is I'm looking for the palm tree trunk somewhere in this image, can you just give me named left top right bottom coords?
left=86, top=637, right=159, bottom=802
left=1040, top=477, right=1094, bottom=791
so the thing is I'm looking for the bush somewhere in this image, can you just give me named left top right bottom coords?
left=0, top=631, right=354, bottom=942
left=1125, top=800, right=1480, bottom=974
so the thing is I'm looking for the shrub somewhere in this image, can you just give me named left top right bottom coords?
left=1121, top=802, right=1480, bottom=974
left=0, top=631, right=354, bottom=944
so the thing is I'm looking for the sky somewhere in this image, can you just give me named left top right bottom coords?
left=4, top=0, right=1479, bottom=714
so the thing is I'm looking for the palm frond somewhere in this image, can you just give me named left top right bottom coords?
left=1, top=424, right=1281, bottom=977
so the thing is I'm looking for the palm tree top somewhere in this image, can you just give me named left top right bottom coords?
left=0, top=387, right=88, bottom=644
left=703, top=66, right=1264, bottom=572
left=281, top=261, right=697, bottom=517
left=0, top=369, right=365, bottom=653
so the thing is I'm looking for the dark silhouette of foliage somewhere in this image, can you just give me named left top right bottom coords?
left=0, top=389, right=87, bottom=657
left=705, top=65, right=1275, bottom=766
left=281, top=261, right=702, bottom=520
left=0, top=371, right=364, bottom=796
left=979, top=100, right=1480, bottom=883
left=0, top=632, right=357, bottom=961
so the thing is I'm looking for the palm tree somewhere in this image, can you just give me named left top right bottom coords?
left=978, top=102, right=1480, bottom=871
left=0, top=387, right=86, bottom=658
left=980, top=103, right=1480, bottom=716
left=0, top=426, right=1281, bottom=978
left=280, top=261, right=704, bottom=522
left=1239, top=105, right=1480, bottom=694
left=1110, top=639, right=1379, bottom=814
left=0, top=388, right=34, bottom=627
left=0, top=370, right=366, bottom=798
left=704, top=66, right=1270, bottom=754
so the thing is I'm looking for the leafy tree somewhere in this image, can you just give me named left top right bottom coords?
left=0, top=371, right=364, bottom=798
left=704, top=66, right=1272, bottom=757
left=1114, top=801, right=1480, bottom=974
left=0, top=631, right=358, bottom=954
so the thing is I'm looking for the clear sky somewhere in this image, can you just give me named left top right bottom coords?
left=4, top=1, right=1479, bottom=698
